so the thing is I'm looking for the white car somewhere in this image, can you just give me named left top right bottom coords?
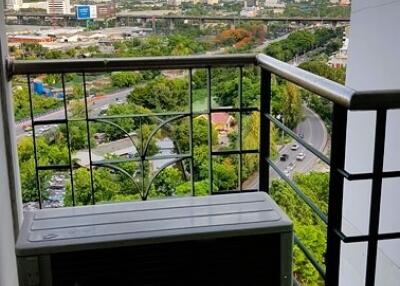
left=291, top=144, right=300, bottom=151
left=296, top=152, right=306, bottom=161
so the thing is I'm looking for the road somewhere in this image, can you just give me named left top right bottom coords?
left=244, top=106, right=328, bottom=189
left=16, top=88, right=133, bottom=139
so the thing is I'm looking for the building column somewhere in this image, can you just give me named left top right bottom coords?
left=340, top=1, right=400, bottom=285
left=0, top=4, right=22, bottom=286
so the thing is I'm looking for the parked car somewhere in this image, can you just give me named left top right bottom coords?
left=296, top=152, right=306, bottom=161
left=291, top=144, right=299, bottom=151
left=280, top=153, right=289, bottom=161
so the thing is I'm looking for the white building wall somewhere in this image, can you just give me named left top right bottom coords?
left=5, top=0, right=22, bottom=10
left=341, top=0, right=400, bottom=285
left=0, top=3, right=22, bottom=286
left=47, top=0, right=71, bottom=14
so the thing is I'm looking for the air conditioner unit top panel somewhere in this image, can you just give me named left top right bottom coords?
left=16, top=192, right=292, bottom=256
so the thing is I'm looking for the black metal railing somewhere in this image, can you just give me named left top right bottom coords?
left=8, top=54, right=400, bottom=286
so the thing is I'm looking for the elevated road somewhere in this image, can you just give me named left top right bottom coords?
left=5, top=12, right=350, bottom=24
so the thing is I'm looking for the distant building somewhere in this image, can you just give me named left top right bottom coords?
left=167, top=0, right=182, bottom=6
left=4, top=0, right=22, bottom=11
left=264, top=0, right=285, bottom=14
left=47, top=0, right=71, bottom=14
left=8, top=35, right=55, bottom=44
left=198, top=113, right=236, bottom=132
left=328, top=36, right=349, bottom=69
left=244, top=0, right=256, bottom=9
left=96, top=2, right=116, bottom=19
left=182, top=0, right=218, bottom=4
left=339, top=0, right=351, bottom=6
left=241, top=0, right=259, bottom=17
left=20, top=1, right=48, bottom=10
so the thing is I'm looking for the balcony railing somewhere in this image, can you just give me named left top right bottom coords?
left=7, top=54, right=400, bottom=286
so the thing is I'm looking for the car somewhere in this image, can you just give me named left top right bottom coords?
left=298, top=133, right=304, bottom=139
left=288, top=162, right=296, bottom=171
left=280, top=153, right=289, bottom=161
left=296, top=152, right=306, bottom=161
left=283, top=169, right=291, bottom=177
left=291, top=144, right=300, bottom=151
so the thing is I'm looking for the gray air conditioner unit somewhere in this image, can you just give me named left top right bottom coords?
left=16, top=192, right=293, bottom=286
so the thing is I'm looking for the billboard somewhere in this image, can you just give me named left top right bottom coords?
left=75, top=5, right=97, bottom=20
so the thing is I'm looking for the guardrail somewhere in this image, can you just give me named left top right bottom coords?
left=7, top=54, right=400, bottom=286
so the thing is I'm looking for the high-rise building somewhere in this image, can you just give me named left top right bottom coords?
left=47, top=0, right=71, bottom=15
left=4, top=0, right=22, bottom=11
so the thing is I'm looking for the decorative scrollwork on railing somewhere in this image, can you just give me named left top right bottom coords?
left=91, top=113, right=191, bottom=200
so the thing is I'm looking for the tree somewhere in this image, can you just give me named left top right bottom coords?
left=241, top=112, right=278, bottom=180
left=13, top=86, right=61, bottom=121
left=71, top=83, right=84, bottom=100
left=175, top=180, right=210, bottom=196
left=19, top=157, right=48, bottom=203
left=173, top=117, right=218, bottom=153
left=54, top=102, right=97, bottom=151
left=153, top=167, right=183, bottom=197
left=139, top=123, right=159, bottom=157
left=64, top=168, right=123, bottom=206
left=111, top=71, right=142, bottom=88
left=270, top=172, right=329, bottom=285
left=128, top=77, right=188, bottom=111
left=299, top=60, right=345, bottom=131
left=282, top=83, right=303, bottom=130
left=211, top=159, right=238, bottom=190
left=265, top=28, right=341, bottom=62
left=18, top=136, right=68, bottom=203
left=43, top=74, right=61, bottom=86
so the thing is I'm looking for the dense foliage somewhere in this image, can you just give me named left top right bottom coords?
left=270, top=172, right=329, bottom=286
left=265, top=28, right=342, bottom=62
left=214, top=24, right=267, bottom=52
left=280, top=1, right=350, bottom=18
left=13, top=87, right=62, bottom=121
left=299, top=60, right=346, bottom=131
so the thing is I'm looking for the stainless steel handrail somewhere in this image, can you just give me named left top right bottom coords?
left=8, top=54, right=400, bottom=110
left=257, top=54, right=356, bottom=108
left=8, top=54, right=257, bottom=76
left=257, top=54, right=400, bottom=110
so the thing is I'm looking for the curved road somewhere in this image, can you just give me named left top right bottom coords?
left=244, top=106, right=328, bottom=189
left=16, top=88, right=133, bottom=139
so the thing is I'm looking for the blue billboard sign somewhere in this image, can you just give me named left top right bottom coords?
left=76, top=5, right=92, bottom=20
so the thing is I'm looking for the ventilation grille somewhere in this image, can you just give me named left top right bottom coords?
left=51, top=234, right=280, bottom=286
